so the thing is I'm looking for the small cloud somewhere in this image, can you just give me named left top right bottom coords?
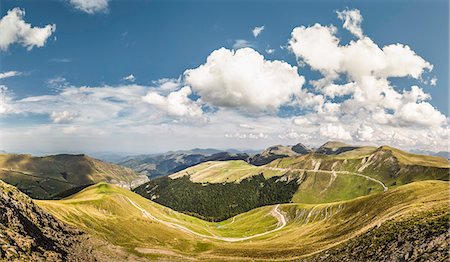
left=152, top=78, right=181, bottom=92
left=122, top=74, right=136, bottom=82
left=430, top=77, right=437, bottom=86
left=232, top=39, right=253, bottom=49
left=46, top=76, right=69, bottom=91
left=51, top=111, right=78, bottom=123
left=252, top=26, right=265, bottom=38
left=239, top=123, right=255, bottom=130
left=0, top=71, right=22, bottom=80
left=68, top=0, right=109, bottom=14
left=225, top=132, right=268, bottom=139
left=336, top=9, right=364, bottom=39
left=265, top=48, right=275, bottom=54
left=50, top=58, right=71, bottom=63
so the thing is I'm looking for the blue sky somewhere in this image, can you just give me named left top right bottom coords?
left=0, top=0, right=448, bottom=154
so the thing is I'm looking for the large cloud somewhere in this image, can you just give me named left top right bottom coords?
left=184, top=47, right=306, bottom=112
left=0, top=8, right=56, bottom=51
left=288, top=10, right=444, bottom=129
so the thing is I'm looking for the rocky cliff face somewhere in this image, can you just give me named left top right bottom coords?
left=0, top=180, right=95, bottom=261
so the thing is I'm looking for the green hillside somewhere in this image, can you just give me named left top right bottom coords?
left=270, top=146, right=449, bottom=188
left=134, top=174, right=299, bottom=221
left=0, top=153, right=147, bottom=199
left=135, top=145, right=448, bottom=219
left=37, top=180, right=450, bottom=261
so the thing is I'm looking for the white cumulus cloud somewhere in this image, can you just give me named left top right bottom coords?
left=184, top=47, right=305, bottom=112
left=289, top=9, right=443, bottom=129
left=142, top=86, right=203, bottom=118
left=0, top=8, right=56, bottom=51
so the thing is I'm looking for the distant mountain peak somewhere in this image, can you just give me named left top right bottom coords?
left=319, top=141, right=353, bottom=149
left=292, top=143, right=311, bottom=154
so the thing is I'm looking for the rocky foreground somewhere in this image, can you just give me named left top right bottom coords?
left=305, top=209, right=449, bottom=262
left=0, top=180, right=96, bottom=261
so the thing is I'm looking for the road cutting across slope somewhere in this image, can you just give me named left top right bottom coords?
left=127, top=198, right=287, bottom=242
left=263, top=167, right=388, bottom=191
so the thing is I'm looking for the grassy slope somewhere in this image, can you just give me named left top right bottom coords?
left=269, top=147, right=448, bottom=202
left=169, top=160, right=285, bottom=183
left=37, top=183, right=280, bottom=259
left=134, top=174, right=299, bottom=221
left=291, top=171, right=383, bottom=204
left=0, top=153, right=144, bottom=199
left=163, top=146, right=448, bottom=206
left=37, top=180, right=449, bottom=261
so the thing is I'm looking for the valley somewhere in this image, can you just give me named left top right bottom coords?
left=35, top=180, right=449, bottom=261
left=2, top=2, right=448, bottom=261
left=1, top=142, right=449, bottom=261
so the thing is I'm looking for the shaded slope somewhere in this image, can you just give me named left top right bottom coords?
left=119, top=151, right=249, bottom=179
left=0, top=180, right=95, bottom=261
left=315, top=141, right=360, bottom=155
left=0, top=153, right=147, bottom=199
left=249, top=143, right=311, bottom=166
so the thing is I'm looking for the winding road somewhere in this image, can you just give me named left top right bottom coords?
left=127, top=164, right=387, bottom=242
left=127, top=198, right=287, bottom=242
left=263, top=167, right=388, bottom=191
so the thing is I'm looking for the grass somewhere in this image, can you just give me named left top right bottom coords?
left=37, top=180, right=449, bottom=261
left=379, top=145, right=449, bottom=168
left=150, top=145, right=449, bottom=214
left=292, top=171, right=383, bottom=204
left=169, top=160, right=286, bottom=183
left=0, top=153, right=143, bottom=199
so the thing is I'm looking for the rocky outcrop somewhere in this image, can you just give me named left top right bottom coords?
left=0, top=180, right=95, bottom=261
left=303, top=209, right=449, bottom=262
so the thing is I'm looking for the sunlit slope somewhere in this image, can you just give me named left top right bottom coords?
left=37, top=180, right=449, bottom=261
left=269, top=146, right=449, bottom=189
left=149, top=146, right=448, bottom=213
left=208, top=180, right=449, bottom=260
left=0, top=153, right=146, bottom=199
left=36, top=183, right=282, bottom=260
left=169, top=160, right=285, bottom=182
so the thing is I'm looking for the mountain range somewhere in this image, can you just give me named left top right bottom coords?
left=0, top=141, right=448, bottom=261
left=0, top=153, right=147, bottom=199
